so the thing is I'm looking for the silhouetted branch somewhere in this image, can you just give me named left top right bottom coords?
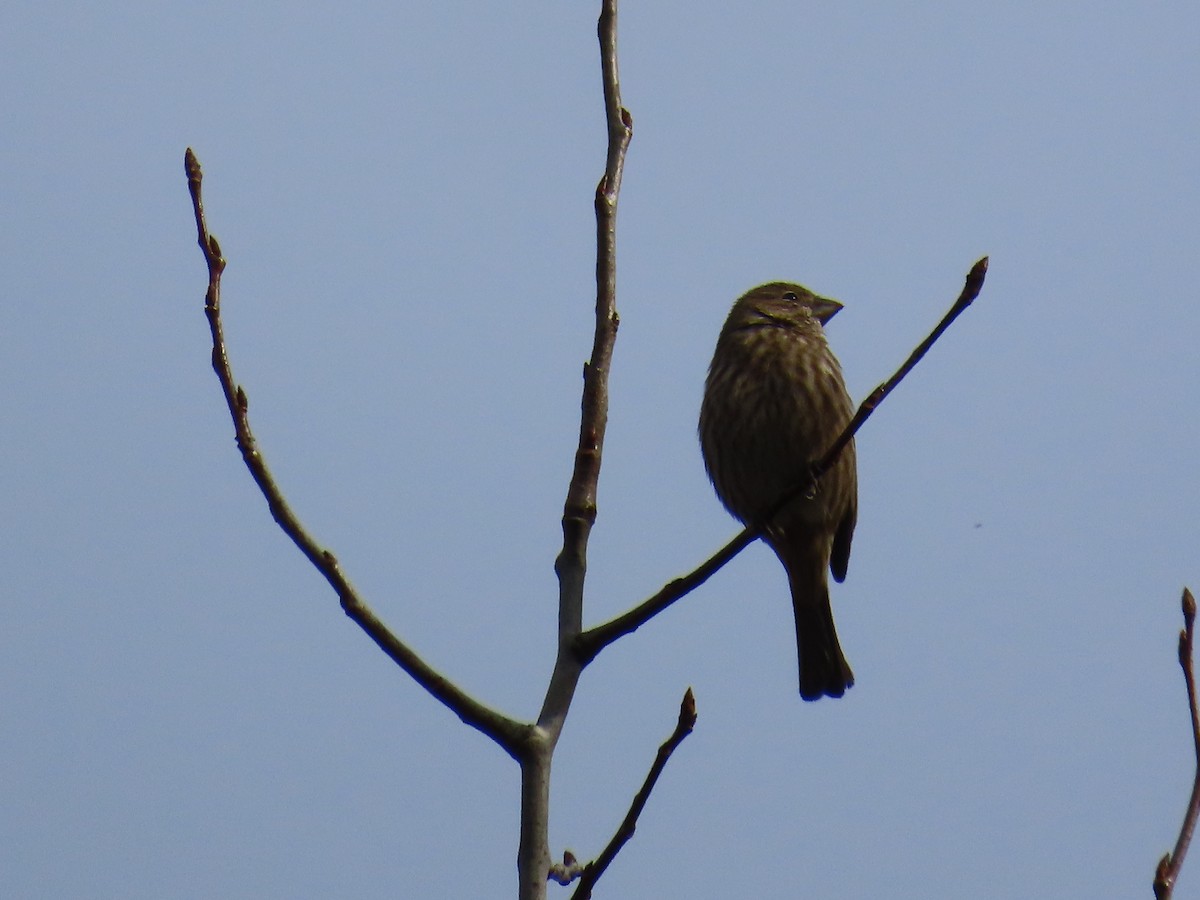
left=812, top=256, right=987, bottom=482
left=183, top=148, right=529, bottom=759
left=1155, top=587, right=1200, bottom=899
left=575, top=257, right=989, bottom=664
left=563, top=689, right=698, bottom=898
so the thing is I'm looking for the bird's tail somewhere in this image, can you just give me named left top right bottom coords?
left=786, top=556, right=854, bottom=701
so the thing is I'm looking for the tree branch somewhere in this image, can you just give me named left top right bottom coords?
left=551, top=0, right=633, bottom=651
left=560, top=689, right=698, bottom=898
left=517, top=2, right=633, bottom=897
left=575, top=256, right=989, bottom=664
left=1155, top=586, right=1200, bottom=899
left=183, top=148, right=529, bottom=759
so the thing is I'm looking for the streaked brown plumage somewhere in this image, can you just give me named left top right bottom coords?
left=699, top=282, right=857, bottom=700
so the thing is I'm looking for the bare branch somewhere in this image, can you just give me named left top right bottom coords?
left=1155, top=587, right=1200, bottom=899
left=576, top=530, right=753, bottom=665
left=567, top=689, right=698, bottom=898
left=518, top=3, right=634, bottom=896
left=551, top=0, right=633, bottom=651
left=183, top=148, right=529, bottom=759
left=812, top=255, right=988, bottom=483
left=576, top=257, right=989, bottom=664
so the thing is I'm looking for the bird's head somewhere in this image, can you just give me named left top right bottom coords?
left=729, top=282, right=843, bottom=331
left=734, top=282, right=840, bottom=328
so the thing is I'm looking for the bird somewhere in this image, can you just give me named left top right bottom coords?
left=699, top=281, right=858, bottom=700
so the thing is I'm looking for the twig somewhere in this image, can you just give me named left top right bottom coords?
left=183, top=148, right=529, bottom=758
left=1155, top=587, right=1200, bottom=899
left=566, top=689, right=698, bottom=899
left=575, top=257, right=989, bottom=664
left=811, top=256, right=987, bottom=483
left=552, top=0, right=633, bottom=638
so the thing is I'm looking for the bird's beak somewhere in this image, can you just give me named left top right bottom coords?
left=811, top=296, right=843, bottom=325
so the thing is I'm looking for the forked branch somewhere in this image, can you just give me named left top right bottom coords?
left=575, top=256, right=989, bottom=664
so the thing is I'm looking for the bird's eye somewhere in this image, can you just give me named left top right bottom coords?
left=782, top=291, right=798, bottom=302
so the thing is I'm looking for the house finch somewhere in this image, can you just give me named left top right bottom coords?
left=699, top=282, right=857, bottom=700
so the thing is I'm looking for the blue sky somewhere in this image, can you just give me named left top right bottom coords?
left=3, top=3, right=1198, bottom=897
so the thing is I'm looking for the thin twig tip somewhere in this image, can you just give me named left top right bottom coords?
left=960, top=256, right=989, bottom=302
left=679, top=687, right=696, bottom=726
left=1156, top=852, right=1173, bottom=897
